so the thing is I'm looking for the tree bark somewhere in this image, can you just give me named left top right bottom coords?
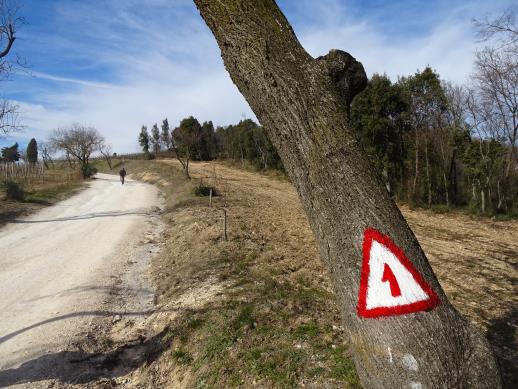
left=192, top=1, right=502, bottom=387
left=448, top=149, right=458, bottom=204
left=425, top=139, right=432, bottom=208
left=412, top=131, right=420, bottom=200
left=443, top=171, right=449, bottom=207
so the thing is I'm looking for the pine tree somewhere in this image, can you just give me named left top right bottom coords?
left=161, top=119, right=171, bottom=150
left=138, top=126, right=150, bottom=154
left=1, top=143, right=20, bottom=162
left=151, top=123, right=161, bottom=155
left=26, top=138, right=38, bottom=163
left=351, top=74, right=408, bottom=196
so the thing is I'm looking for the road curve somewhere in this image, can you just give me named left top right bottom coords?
left=0, top=173, right=161, bottom=385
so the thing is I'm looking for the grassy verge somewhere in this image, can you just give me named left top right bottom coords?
left=0, top=168, right=85, bottom=226
left=22, top=181, right=84, bottom=204
left=402, top=200, right=518, bottom=220
left=90, top=158, right=516, bottom=388
left=90, top=158, right=361, bottom=388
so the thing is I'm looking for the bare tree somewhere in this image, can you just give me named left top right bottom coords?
left=0, top=0, right=23, bottom=136
left=470, top=8, right=518, bottom=213
left=49, top=124, right=105, bottom=178
left=473, top=8, right=518, bottom=48
left=40, top=141, right=55, bottom=169
left=0, top=0, right=19, bottom=73
left=193, top=1, right=501, bottom=387
left=98, top=143, right=113, bottom=169
left=435, top=82, right=470, bottom=207
left=472, top=46, right=518, bottom=178
left=0, top=98, right=19, bottom=136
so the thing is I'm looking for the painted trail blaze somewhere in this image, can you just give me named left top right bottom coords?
left=382, top=263, right=402, bottom=297
left=357, top=228, right=440, bottom=318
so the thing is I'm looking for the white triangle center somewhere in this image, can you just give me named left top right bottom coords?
left=366, top=240, right=430, bottom=309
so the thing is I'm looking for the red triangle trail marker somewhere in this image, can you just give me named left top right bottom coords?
left=357, top=228, right=440, bottom=318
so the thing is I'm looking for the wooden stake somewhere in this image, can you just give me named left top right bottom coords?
left=209, top=188, right=212, bottom=207
left=223, top=208, right=227, bottom=241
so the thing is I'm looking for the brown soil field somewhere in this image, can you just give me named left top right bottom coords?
left=51, top=159, right=517, bottom=388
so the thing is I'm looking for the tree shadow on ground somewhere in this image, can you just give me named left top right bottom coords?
left=486, top=305, right=518, bottom=388
left=10, top=208, right=153, bottom=224
left=0, top=326, right=172, bottom=387
left=0, top=207, right=35, bottom=227
left=0, top=308, right=163, bottom=346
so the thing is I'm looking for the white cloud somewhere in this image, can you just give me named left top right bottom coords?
left=5, top=0, right=515, bottom=152
left=297, top=4, right=480, bottom=84
left=6, top=1, right=254, bottom=152
left=30, top=72, right=115, bottom=89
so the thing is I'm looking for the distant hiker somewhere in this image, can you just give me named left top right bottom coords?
left=119, top=167, right=126, bottom=185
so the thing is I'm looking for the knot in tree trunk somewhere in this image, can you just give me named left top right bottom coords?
left=317, top=49, right=368, bottom=106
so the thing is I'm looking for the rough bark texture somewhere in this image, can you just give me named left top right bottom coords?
left=192, top=1, right=502, bottom=387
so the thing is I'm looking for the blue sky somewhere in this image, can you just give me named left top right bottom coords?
left=1, top=0, right=515, bottom=152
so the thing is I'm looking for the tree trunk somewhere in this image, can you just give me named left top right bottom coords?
left=425, top=140, right=432, bottom=208
left=443, top=171, right=449, bottom=208
left=383, top=165, right=391, bottom=196
left=448, top=149, right=458, bottom=204
left=193, top=1, right=501, bottom=387
left=497, top=180, right=504, bottom=211
left=66, top=153, right=73, bottom=169
left=183, top=159, right=190, bottom=179
left=412, top=131, right=419, bottom=201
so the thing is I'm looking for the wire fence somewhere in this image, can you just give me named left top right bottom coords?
left=0, top=162, right=45, bottom=181
left=0, top=161, right=82, bottom=184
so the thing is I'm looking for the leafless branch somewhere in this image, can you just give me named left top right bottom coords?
left=473, top=8, right=518, bottom=48
left=0, top=98, right=21, bottom=135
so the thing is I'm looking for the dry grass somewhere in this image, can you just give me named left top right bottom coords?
left=0, top=166, right=85, bottom=226
left=401, top=205, right=518, bottom=386
left=89, top=159, right=517, bottom=388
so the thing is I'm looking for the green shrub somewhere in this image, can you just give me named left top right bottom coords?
left=467, top=199, right=481, bottom=215
left=81, top=164, right=98, bottom=178
left=431, top=204, right=450, bottom=214
left=193, top=185, right=217, bottom=197
left=171, top=349, right=193, bottom=365
left=2, top=179, right=25, bottom=201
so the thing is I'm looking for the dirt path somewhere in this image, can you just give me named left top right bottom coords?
left=0, top=173, right=163, bottom=388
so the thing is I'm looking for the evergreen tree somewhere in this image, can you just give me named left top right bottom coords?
left=161, top=118, right=171, bottom=150
left=197, top=121, right=217, bottom=160
left=351, top=74, right=408, bottom=195
left=138, top=126, right=150, bottom=154
left=399, top=67, right=448, bottom=206
left=151, top=123, right=161, bottom=155
left=26, top=138, right=38, bottom=163
left=1, top=142, right=20, bottom=162
left=171, top=116, right=203, bottom=178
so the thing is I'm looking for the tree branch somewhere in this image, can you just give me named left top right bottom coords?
left=0, top=22, right=15, bottom=59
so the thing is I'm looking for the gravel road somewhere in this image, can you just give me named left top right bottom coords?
left=0, top=173, right=162, bottom=387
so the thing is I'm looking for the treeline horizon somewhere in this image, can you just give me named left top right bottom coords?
left=351, top=69, right=517, bottom=216
left=137, top=116, right=283, bottom=171
left=137, top=65, right=517, bottom=216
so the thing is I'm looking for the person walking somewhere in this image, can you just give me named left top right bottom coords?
left=119, top=167, right=127, bottom=185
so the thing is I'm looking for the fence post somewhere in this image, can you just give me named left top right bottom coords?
left=209, top=188, right=212, bottom=208
left=223, top=208, right=227, bottom=241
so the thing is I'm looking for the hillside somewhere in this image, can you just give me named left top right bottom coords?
left=78, top=159, right=516, bottom=388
